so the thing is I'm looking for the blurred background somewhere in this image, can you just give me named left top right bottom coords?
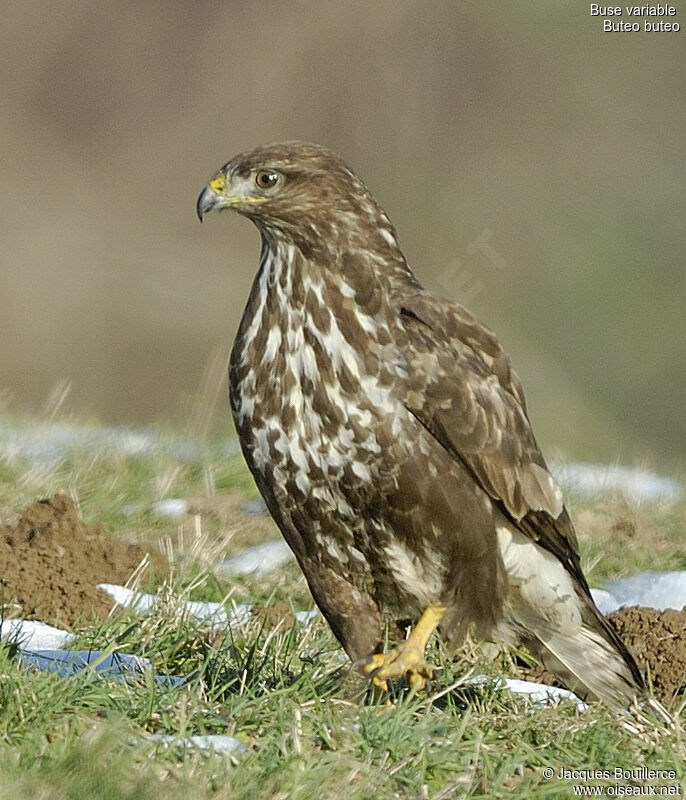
left=0, top=2, right=683, bottom=470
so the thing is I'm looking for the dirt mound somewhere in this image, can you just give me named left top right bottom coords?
left=0, top=494, right=168, bottom=629
left=608, top=606, right=686, bottom=703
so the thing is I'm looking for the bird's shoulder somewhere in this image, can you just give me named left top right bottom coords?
left=392, top=287, right=527, bottom=412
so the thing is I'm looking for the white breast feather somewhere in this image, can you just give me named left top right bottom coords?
left=384, top=540, right=445, bottom=608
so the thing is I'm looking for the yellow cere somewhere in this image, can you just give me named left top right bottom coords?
left=209, top=175, right=226, bottom=192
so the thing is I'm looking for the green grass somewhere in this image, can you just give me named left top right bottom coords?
left=0, top=415, right=685, bottom=799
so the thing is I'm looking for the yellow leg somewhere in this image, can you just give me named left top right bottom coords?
left=360, top=603, right=447, bottom=691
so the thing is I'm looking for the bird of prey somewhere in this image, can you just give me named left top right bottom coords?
left=197, top=141, right=643, bottom=708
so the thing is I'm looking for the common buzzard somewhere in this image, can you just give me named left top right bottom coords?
left=197, top=142, right=643, bottom=708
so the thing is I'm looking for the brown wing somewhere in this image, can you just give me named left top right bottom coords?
left=395, top=289, right=588, bottom=584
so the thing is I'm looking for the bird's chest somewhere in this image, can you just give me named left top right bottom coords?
left=231, top=301, right=392, bottom=511
left=228, top=250, right=440, bottom=611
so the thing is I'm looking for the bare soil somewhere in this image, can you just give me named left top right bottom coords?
left=607, top=606, right=686, bottom=703
left=0, top=494, right=168, bottom=629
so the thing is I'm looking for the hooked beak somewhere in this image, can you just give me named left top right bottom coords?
left=196, top=175, right=228, bottom=222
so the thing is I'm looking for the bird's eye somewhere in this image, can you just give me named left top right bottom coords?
left=254, top=170, right=281, bottom=190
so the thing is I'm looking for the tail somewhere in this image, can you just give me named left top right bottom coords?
left=495, top=520, right=669, bottom=715
left=525, top=595, right=643, bottom=711
left=496, top=523, right=644, bottom=709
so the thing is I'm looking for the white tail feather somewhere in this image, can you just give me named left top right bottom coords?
left=531, top=619, right=639, bottom=710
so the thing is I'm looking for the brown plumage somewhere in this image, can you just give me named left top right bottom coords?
left=197, top=141, right=643, bottom=708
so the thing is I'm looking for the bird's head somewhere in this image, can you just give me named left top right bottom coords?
left=197, top=141, right=399, bottom=256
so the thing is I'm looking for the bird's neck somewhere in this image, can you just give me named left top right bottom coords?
left=234, top=235, right=407, bottom=378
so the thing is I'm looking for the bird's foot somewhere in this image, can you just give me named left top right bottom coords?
left=359, top=603, right=447, bottom=691
left=361, top=644, right=436, bottom=691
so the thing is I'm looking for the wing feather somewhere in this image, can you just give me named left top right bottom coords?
left=396, top=290, right=581, bottom=569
